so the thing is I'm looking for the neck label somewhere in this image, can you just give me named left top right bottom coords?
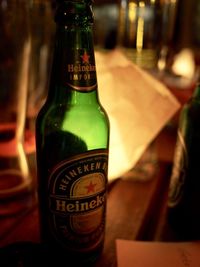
left=63, top=49, right=97, bottom=92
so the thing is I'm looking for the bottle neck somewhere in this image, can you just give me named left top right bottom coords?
left=47, top=1, right=99, bottom=105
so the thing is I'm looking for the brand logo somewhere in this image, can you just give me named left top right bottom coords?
left=68, top=51, right=96, bottom=72
left=48, top=150, right=108, bottom=251
left=50, top=192, right=106, bottom=215
left=66, top=50, right=97, bottom=91
left=81, top=51, right=90, bottom=64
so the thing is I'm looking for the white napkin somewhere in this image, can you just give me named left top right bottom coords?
left=96, top=49, right=180, bottom=180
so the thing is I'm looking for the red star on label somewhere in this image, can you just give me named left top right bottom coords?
left=81, top=51, right=90, bottom=64
left=85, top=181, right=96, bottom=193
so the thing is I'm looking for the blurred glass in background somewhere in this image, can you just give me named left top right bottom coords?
left=28, top=0, right=55, bottom=133
left=0, top=0, right=55, bottom=214
left=117, top=0, right=177, bottom=70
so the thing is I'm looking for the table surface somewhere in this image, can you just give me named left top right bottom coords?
left=0, top=126, right=179, bottom=267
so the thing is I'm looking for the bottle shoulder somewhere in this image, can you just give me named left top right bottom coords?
left=36, top=101, right=109, bottom=129
left=37, top=100, right=107, bottom=117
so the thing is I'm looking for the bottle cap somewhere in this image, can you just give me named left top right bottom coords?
left=54, top=0, right=94, bottom=25
left=54, top=0, right=93, bottom=4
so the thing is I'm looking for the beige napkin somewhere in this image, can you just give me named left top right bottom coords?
left=116, top=239, right=200, bottom=267
left=95, top=49, right=180, bottom=180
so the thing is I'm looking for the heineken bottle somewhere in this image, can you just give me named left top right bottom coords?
left=167, top=79, right=200, bottom=240
left=35, top=0, right=110, bottom=265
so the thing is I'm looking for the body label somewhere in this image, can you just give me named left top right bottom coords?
left=63, top=49, right=97, bottom=92
left=168, top=130, right=188, bottom=207
left=48, top=149, right=108, bottom=252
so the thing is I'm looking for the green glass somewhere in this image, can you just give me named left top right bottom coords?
left=35, top=0, right=110, bottom=265
left=167, top=82, right=200, bottom=240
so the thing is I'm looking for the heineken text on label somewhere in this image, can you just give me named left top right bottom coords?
left=65, top=49, right=97, bottom=92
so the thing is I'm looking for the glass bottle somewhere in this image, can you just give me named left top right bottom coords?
left=35, top=0, right=110, bottom=265
left=167, top=79, right=200, bottom=240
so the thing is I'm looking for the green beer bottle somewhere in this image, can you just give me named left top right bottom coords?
left=35, top=0, right=110, bottom=265
left=167, top=80, right=200, bottom=239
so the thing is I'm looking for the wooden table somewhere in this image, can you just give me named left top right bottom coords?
left=0, top=126, right=177, bottom=267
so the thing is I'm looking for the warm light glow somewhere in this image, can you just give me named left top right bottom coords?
left=136, top=2, right=145, bottom=52
left=128, top=2, right=137, bottom=23
left=127, top=2, right=137, bottom=45
left=108, top=116, right=147, bottom=179
left=17, top=142, right=29, bottom=180
left=15, top=39, right=31, bottom=181
left=139, top=2, right=145, bottom=8
left=172, top=49, right=195, bottom=79
left=164, top=0, right=176, bottom=3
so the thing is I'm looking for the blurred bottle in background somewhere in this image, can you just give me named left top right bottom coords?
left=167, top=77, right=200, bottom=240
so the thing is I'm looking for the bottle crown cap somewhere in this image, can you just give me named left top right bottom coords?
left=54, top=0, right=94, bottom=25
left=54, top=0, right=93, bottom=4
